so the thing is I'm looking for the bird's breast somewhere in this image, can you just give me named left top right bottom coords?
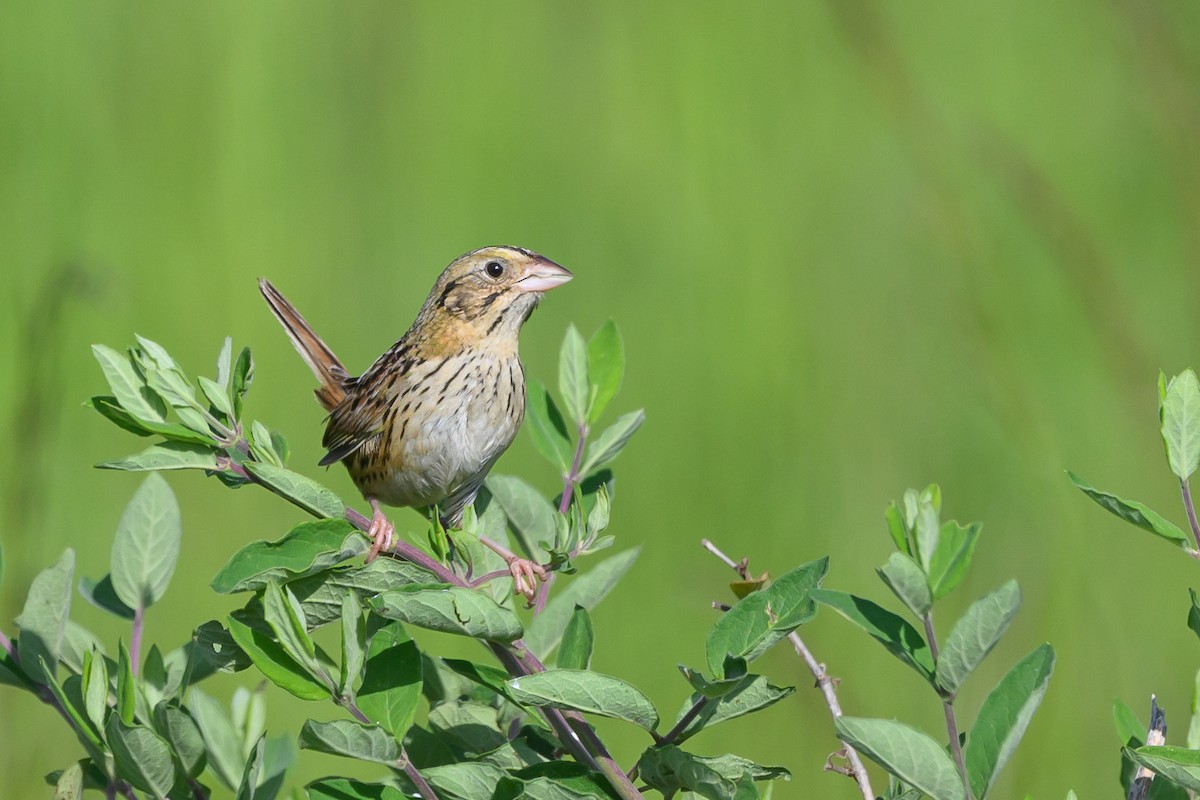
left=357, top=351, right=526, bottom=510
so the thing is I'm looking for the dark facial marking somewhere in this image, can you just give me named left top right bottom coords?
left=486, top=306, right=511, bottom=336
left=437, top=279, right=460, bottom=307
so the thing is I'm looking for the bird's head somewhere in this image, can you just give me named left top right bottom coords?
left=417, top=246, right=573, bottom=345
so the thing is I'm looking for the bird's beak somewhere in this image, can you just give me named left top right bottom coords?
left=515, top=259, right=574, bottom=293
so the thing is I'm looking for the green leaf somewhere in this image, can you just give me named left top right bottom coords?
left=559, top=324, right=590, bottom=426
left=442, top=658, right=522, bottom=703
left=54, top=762, right=84, bottom=800
left=579, top=410, right=645, bottom=476
left=427, top=699, right=509, bottom=757
left=1190, top=590, right=1200, bottom=644
left=41, top=665, right=105, bottom=755
left=211, top=519, right=363, bottom=594
left=927, top=521, right=982, bottom=600
left=226, top=615, right=330, bottom=700
left=244, top=462, right=345, bottom=519
left=234, top=735, right=265, bottom=800
left=187, top=687, right=245, bottom=790
left=885, top=502, right=911, bottom=554
left=557, top=606, right=594, bottom=670
left=1127, top=746, right=1200, bottom=791
left=705, top=557, right=828, bottom=675
left=116, top=641, right=135, bottom=724
left=232, top=685, right=266, bottom=758
left=262, top=582, right=327, bottom=685
left=77, top=574, right=135, bottom=619
left=913, top=492, right=941, bottom=574
left=1069, top=472, right=1192, bottom=549
left=424, top=762, right=509, bottom=799
left=836, top=717, right=965, bottom=800
left=1190, top=669, right=1200, bottom=750
left=97, top=441, right=218, bottom=472
left=306, top=779, right=406, bottom=800
left=299, top=718, right=399, bottom=764
left=357, top=620, right=422, bottom=739
left=1162, top=370, right=1200, bottom=479
left=92, top=344, right=169, bottom=424
left=637, top=745, right=789, bottom=798
left=285, top=557, right=436, bottom=628
left=250, top=420, right=285, bottom=467
left=15, top=548, right=75, bottom=683
left=499, top=762, right=617, bottom=800
left=586, top=321, right=624, bottom=424
left=153, top=702, right=207, bottom=779
left=507, top=669, right=659, bottom=731
left=1115, top=697, right=1146, bottom=745
left=936, top=580, right=1022, bottom=694
left=877, top=552, right=931, bottom=616
left=232, top=346, right=254, bottom=419
left=370, top=585, right=524, bottom=641
left=671, top=674, right=794, bottom=742
left=678, top=665, right=746, bottom=699
left=964, top=644, right=1054, bottom=799
left=106, top=717, right=176, bottom=799
left=254, top=736, right=298, bottom=800
left=111, top=473, right=181, bottom=610
left=340, top=591, right=366, bottom=695
left=89, top=395, right=214, bottom=445
left=485, top=474, right=557, bottom=560
left=199, top=376, right=234, bottom=418
left=524, top=548, right=639, bottom=659
left=216, top=336, right=234, bottom=392
left=810, top=589, right=935, bottom=681
left=527, top=382, right=574, bottom=471
left=81, top=648, right=109, bottom=733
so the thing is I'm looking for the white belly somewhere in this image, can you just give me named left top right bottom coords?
left=368, top=353, right=525, bottom=521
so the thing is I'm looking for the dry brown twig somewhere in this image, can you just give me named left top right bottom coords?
left=701, top=538, right=875, bottom=800
left=1127, top=695, right=1167, bottom=800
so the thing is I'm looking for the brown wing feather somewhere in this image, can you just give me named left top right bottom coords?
left=319, top=341, right=419, bottom=467
left=258, top=278, right=350, bottom=411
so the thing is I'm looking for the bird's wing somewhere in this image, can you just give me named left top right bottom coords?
left=319, top=346, right=416, bottom=467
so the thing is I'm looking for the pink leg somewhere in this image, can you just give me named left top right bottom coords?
left=479, top=535, right=547, bottom=605
left=365, top=498, right=396, bottom=563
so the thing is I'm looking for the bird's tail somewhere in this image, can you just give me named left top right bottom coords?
left=258, top=278, right=350, bottom=411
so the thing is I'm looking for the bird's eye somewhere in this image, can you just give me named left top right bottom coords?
left=485, top=261, right=505, bottom=278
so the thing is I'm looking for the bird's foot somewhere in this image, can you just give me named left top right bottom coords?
left=508, top=557, right=547, bottom=605
left=366, top=499, right=396, bottom=563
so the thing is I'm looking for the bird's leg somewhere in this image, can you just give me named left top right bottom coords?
left=365, top=498, right=396, bottom=563
left=479, top=535, right=546, bottom=604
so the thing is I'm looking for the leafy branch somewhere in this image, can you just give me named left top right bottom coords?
left=1073, top=367, right=1200, bottom=795
left=700, top=537, right=875, bottom=800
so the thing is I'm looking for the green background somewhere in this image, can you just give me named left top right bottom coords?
left=3, top=2, right=1199, bottom=797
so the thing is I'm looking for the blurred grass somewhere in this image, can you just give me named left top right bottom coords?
left=3, top=1, right=1200, bottom=797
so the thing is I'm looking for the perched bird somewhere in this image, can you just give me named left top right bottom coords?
left=259, top=246, right=573, bottom=599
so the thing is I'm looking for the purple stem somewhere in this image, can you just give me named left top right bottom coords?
left=0, top=629, right=15, bottom=661
left=343, top=698, right=439, bottom=800
left=655, top=696, right=710, bottom=745
left=221, top=443, right=643, bottom=797
left=558, top=423, right=589, bottom=515
left=130, top=603, right=145, bottom=678
left=533, top=423, right=590, bottom=615
left=922, top=612, right=972, bottom=800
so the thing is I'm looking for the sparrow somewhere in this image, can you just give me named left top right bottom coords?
left=259, top=246, right=573, bottom=600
